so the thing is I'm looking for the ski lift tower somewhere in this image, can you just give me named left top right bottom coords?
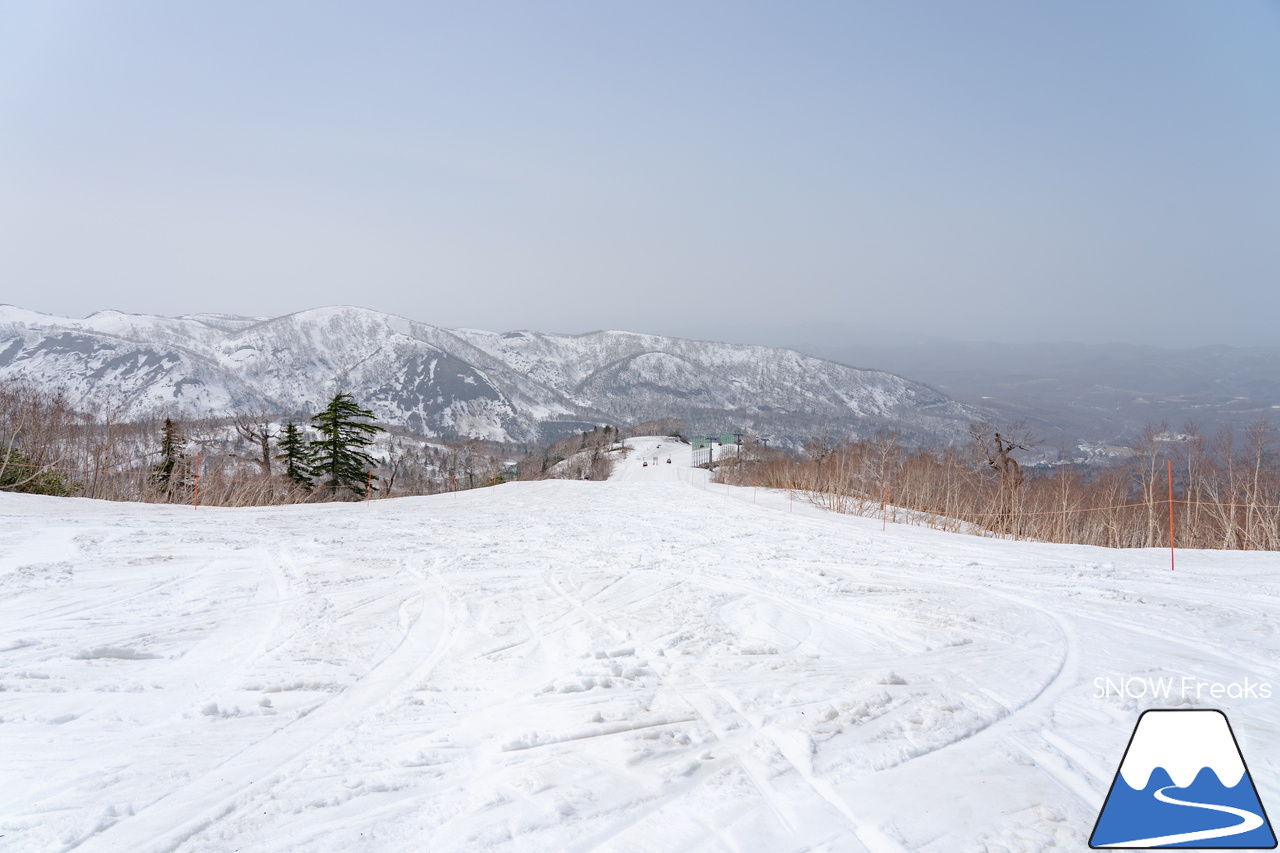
left=691, top=436, right=722, bottom=469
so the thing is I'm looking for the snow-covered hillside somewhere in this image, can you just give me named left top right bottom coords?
left=454, top=328, right=976, bottom=443
left=0, top=306, right=983, bottom=444
left=2, top=439, right=1276, bottom=851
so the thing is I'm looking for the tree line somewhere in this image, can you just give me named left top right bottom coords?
left=715, top=419, right=1280, bottom=550
left=0, top=381, right=515, bottom=505
left=146, top=394, right=386, bottom=500
left=0, top=379, right=691, bottom=505
left=7, top=372, right=1277, bottom=551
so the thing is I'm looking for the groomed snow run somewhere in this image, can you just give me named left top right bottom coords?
left=2, top=436, right=1277, bottom=852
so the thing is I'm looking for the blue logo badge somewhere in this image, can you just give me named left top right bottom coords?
left=1091, top=709, right=1276, bottom=848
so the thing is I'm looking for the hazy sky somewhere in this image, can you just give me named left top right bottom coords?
left=2, top=1, right=1278, bottom=348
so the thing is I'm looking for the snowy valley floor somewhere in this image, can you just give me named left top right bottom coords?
left=2, top=437, right=1278, bottom=852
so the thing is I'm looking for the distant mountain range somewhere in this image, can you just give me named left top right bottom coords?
left=799, top=341, right=1280, bottom=450
left=0, top=306, right=985, bottom=446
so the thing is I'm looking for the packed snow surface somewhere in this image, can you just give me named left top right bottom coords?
left=2, top=437, right=1278, bottom=852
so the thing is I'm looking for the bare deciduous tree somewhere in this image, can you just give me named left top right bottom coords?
left=234, top=411, right=279, bottom=477
left=0, top=380, right=79, bottom=494
left=969, top=420, right=1035, bottom=488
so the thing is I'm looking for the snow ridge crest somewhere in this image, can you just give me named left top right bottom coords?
left=0, top=306, right=984, bottom=443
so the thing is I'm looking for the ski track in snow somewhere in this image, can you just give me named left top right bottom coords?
left=1, top=436, right=1278, bottom=852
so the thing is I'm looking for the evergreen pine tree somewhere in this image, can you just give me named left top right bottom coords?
left=275, top=422, right=314, bottom=489
left=310, top=394, right=384, bottom=498
left=153, top=417, right=185, bottom=496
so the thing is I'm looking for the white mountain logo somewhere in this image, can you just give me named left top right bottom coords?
left=1091, top=709, right=1276, bottom=848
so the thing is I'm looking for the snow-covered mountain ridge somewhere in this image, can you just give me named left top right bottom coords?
left=0, top=305, right=983, bottom=443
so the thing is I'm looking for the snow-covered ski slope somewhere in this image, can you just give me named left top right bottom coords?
left=2, top=437, right=1277, bottom=852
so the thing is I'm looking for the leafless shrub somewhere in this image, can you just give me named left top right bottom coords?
left=718, top=420, right=1280, bottom=551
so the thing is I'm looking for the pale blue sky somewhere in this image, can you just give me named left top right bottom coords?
left=1, top=1, right=1278, bottom=346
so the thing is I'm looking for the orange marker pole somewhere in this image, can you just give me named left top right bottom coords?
left=1168, top=459, right=1176, bottom=571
